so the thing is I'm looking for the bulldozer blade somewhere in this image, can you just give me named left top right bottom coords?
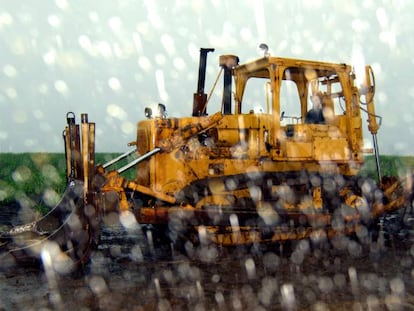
left=0, top=180, right=89, bottom=269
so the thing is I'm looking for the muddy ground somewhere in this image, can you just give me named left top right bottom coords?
left=1, top=208, right=414, bottom=311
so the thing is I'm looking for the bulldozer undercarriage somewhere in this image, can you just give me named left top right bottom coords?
left=1, top=170, right=410, bottom=268
left=1, top=48, right=414, bottom=271
left=132, top=171, right=412, bottom=246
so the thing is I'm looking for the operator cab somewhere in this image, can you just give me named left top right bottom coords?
left=229, top=56, right=363, bottom=164
left=238, top=62, right=347, bottom=126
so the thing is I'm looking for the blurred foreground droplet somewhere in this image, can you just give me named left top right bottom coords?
left=119, top=210, right=138, bottom=231
left=88, top=275, right=108, bottom=296
left=41, top=240, right=74, bottom=275
left=245, top=257, right=256, bottom=279
left=348, top=266, right=359, bottom=297
left=281, top=283, right=296, bottom=310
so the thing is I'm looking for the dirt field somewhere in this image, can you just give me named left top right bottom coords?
left=1, top=218, right=414, bottom=311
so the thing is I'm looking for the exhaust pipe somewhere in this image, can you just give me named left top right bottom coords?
left=192, top=48, right=215, bottom=116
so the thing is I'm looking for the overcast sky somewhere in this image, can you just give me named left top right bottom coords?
left=0, top=0, right=413, bottom=155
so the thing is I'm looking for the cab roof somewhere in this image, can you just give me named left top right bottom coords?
left=233, top=56, right=351, bottom=80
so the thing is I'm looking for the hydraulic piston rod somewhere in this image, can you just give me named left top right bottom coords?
left=102, top=148, right=137, bottom=169
left=117, top=148, right=161, bottom=174
left=364, top=65, right=382, bottom=184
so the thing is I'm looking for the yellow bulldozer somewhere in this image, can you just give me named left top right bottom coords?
left=1, top=46, right=413, bottom=268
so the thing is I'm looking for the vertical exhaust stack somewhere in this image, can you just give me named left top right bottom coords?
left=193, top=48, right=215, bottom=116
left=219, top=55, right=239, bottom=115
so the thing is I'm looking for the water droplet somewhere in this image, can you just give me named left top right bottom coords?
left=390, top=277, right=405, bottom=296
left=88, top=275, right=108, bottom=295
left=318, top=276, right=334, bottom=294
left=119, top=210, right=138, bottom=231
left=47, top=15, right=60, bottom=27
left=154, top=277, right=162, bottom=297
left=54, top=79, right=69, bottom=95
left=3, top=64, right=17, bottom=77
left=245, top=257, right=256, bottom=279
left=281, top=283, right=296, bottom=310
